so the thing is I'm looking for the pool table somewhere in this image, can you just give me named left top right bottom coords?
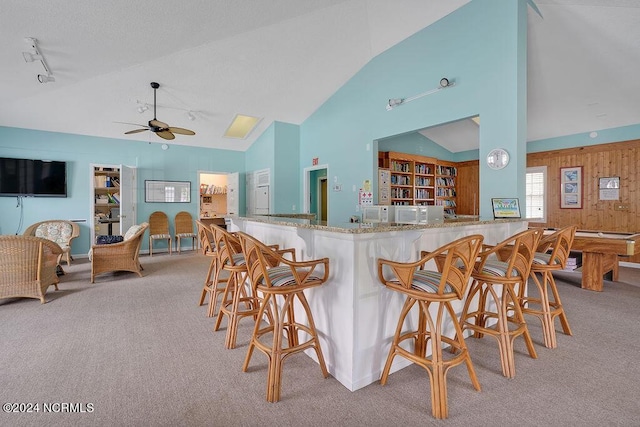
left=545, top=229, right=640, bottom=292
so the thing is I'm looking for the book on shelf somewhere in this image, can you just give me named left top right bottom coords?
left=110, top=193, right=120, bottom=204
left=563, top=257, right=578, bottom=271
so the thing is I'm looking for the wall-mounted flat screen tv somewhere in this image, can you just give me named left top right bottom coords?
left=0, top=157, right=67, bottom=197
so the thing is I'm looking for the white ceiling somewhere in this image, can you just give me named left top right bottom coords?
left=1, top=0, right=640, bottom=153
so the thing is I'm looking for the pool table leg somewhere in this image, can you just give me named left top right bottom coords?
left=581, top=252, right=619, bottom=292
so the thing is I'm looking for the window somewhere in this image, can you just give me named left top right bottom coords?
left=526, top=166, right=546, bottom=221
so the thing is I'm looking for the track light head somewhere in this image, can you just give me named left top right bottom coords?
left=37, top=74, right=55, bottom=83
left=187, top=111, right=196, bottom=121
left=137, top=104, right=149, bottom=113
left=440, top=77, right=455, bottom=88
left=386, top=98, right=404, bottom=111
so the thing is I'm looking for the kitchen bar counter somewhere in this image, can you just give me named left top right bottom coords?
left=231, top=214, right=517, bottom=234
left=229, top=215, right=528, bottom=391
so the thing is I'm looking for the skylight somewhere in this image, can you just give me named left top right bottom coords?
left=223, top=114, right=262, bottom=139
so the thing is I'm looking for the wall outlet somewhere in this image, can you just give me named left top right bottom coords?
left=292, top=204, right=296, bottom=211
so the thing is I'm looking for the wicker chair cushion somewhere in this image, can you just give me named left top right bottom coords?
left=224, top=253, right=246, bottom=266
left=35, top=222, right=73, bottom=249
left=258, top=265, right=323, bottom=288
left=89, top=224, right=145, bottom=261
left=478, top=260, right=521, bottom=277
left=532, top=252, right=562, bottom=266
left=176, top=232, right=196, bottom=238
left=96, top=235, right=124, bottom=245
left=150, top=233, right=171, bottom=239
left=124, top=224, right=144, bottom=240
left=390, top=269, right=454, bottom=294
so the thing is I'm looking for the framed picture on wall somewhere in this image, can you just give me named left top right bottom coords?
left=145, top=180, right=191, bottom=203
left=560, top=166, right=582, bottom=209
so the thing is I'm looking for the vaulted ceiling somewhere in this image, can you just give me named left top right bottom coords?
left=1, top=0, right=639, bottom=153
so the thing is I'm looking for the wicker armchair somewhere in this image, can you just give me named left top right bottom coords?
left=23, top=219, right=80, bottom=266
left=0, top=235, right=63, bottom=304
left=90, top=223, right=149, bottom=283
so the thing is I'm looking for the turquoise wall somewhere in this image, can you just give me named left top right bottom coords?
left=245, top=123, right=275, bottom=172
left=299, top=0, right=527, bottom=220
left=245, top=121, right=300, bottom=213
left=273, top=122, right=300, bottom=213
left=378, top=132, right=457, bottom=162
left=0, top=126, right=245, bottom=256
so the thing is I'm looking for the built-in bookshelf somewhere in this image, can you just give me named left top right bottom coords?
left=93, top=166, right=121, bottom=238
left=378, top=152, right=458, bottom=214
left=435, top=162, right=457, bottom=215
left=94, top=167, right=121, bottom=215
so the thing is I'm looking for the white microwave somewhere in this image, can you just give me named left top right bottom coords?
left=361, top=205, right=390, bottom=223
left=393, top=205, right=444, bottom=224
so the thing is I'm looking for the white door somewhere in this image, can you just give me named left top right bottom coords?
left=255, top=185, right=269, bottom=215
left=119, top=165, right=136, bottom=233
left=227, top=172, right=239, bottom=215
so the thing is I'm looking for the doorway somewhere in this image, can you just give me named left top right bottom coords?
left=198, top=172, right=228, bottom=220
left=304, top=165, right=328, bottom=221
left=318, top=177, right=328, bottom=221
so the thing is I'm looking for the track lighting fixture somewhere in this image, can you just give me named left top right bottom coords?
left=23, top=37, right=55, bottom=83
left=386, top=77, right=455, bottom=111
left=187, top=111, right=196, bottom=121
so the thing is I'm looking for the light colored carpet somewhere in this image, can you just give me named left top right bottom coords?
left=1, top=253, right=639, bottom=426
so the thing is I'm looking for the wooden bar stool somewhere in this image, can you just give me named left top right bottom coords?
left=196, top=220, right=227, bottom=317
left=237, top=231, right=329, bottom=403
left=519, top=225, right=576, bottom=349
left=211, top=224, right=257, bottom=349
left=458, top=228, right=542, bottom=379
left=378, top=234, right=484, bottom=419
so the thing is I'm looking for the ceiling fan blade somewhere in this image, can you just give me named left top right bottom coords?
left=156, top=130, right=176, bottom=140
left=149, top=119, right=169, bottom=128
left=168, top=127, right=195, bottom=136
left=115, top=121, right=150, bottom=128
left=124, top=128, right=149, bottom=135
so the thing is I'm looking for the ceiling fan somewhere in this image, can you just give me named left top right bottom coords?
left=124, top=82, right=195, bottom=140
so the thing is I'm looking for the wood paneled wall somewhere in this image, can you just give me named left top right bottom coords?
left=528, top=139, right=640, bottom=262
left=527, top=139, right=639, bottom=232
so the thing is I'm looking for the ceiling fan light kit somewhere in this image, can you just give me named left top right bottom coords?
left=123, top=82, right=196, bottom=140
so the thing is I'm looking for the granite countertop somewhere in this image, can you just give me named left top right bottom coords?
left=264, top=213, right=316, bottom=219
left=231, top=215, right=526, bottom=234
